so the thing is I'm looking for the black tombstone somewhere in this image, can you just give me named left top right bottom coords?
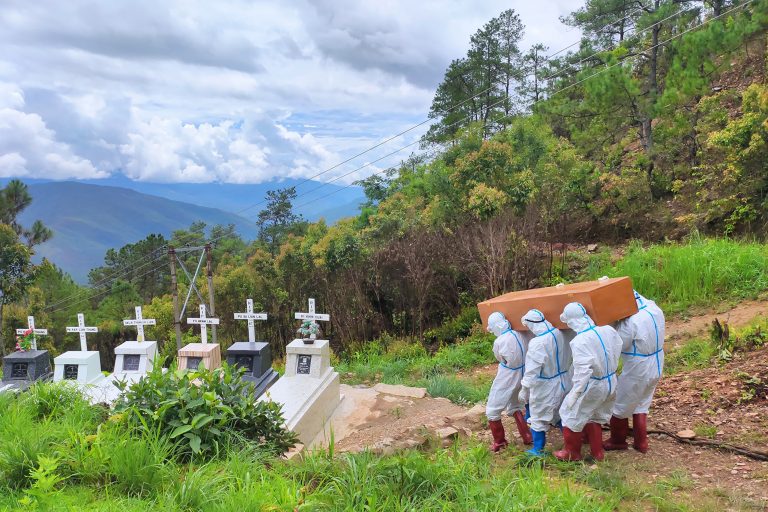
left=1, top=350, right=52, bottom=392
left=226, top=341, right=278, bottom=397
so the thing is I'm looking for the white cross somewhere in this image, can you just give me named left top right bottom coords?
left=123, top=306, right=156, bottom=342
left=16, top=316, right=48, bottom=350
left=186, top=304, right=220, bottom=344
left=295, top=298, right=330, bottom=322
left=66, top=313, right=98, bottom=352
left=234, top=299, right=267, bottom=343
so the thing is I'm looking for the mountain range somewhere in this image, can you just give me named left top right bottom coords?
left=4, top=178, right=366, bottom=283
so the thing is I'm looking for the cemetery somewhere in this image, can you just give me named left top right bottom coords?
left=3, top=0, right=768, bottom=508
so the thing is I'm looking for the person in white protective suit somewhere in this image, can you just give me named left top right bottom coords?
left=519, top=309, right=573, bottom=456
left=603, top=290, right=665, bottom=453
left=485, top=311, right=533, bottom=452
left=554, top=303, right=622, bottom=462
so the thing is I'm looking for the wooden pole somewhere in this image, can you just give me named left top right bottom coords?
left=205, top=243, right=217, bottom=345
left=169, top=246, right=182, bottom=351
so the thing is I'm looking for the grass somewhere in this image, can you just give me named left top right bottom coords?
left=337, top=327, right=495, bottom=403
left=588, top=237, right=768, bottom=315
left=0, top=386, right=629, bottom=512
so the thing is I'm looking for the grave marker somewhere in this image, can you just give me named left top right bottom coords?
left=234, top=299, right=267, bottom=343
left=89, top=305, right=163, bottom=403
left=260, top=298, right=342, bottom=446
left=15, top=316, right=48, bottom=350
left=178, top=305, right=221, bottom=370
left=122, top=306, right=156, bottom=342
left=53, top=313, right=104, bottom=386
left=227, top=299, right=277, bottom=397
left=1, top=316, right=52, bottom=393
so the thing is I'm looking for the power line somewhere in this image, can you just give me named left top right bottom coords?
left=39, top=3, right=736, bottom=309
left=47, top=261, right=169, bottom=315
left=288, top=2, right=755, bottom=212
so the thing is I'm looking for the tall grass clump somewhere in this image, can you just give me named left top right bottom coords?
left=290, top=444, right=617, bottom=511
left=593, top=237, right=768, bottom=314
left=0, top=382, right=102, bottom=489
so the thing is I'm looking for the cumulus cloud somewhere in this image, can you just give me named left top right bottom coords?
left=0, top=0, right=583, bottom=184
left=119, top=116, right=272, bottom=183
left=0, top=83, right=105, bottom=179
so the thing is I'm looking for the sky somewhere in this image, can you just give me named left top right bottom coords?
left=0, top=0, right=584, bottom=186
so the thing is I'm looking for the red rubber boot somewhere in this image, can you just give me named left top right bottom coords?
left=488, top=420, right=509, bottom=452
left=633, top=413, right=649, bottom=453
left=585, top=423, right=605, bottom=461
left=512, top=410, right=533, bottom=445
left=554, top=427, right=583, bottom=461
left=603, top=416, right=629, bottom=451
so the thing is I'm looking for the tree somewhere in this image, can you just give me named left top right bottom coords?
left=88, top=233, right=168, bottom=302
left=0, top=180, right=51, bottom=356
left=256, top=187, right=303, bottom=256
left=0, top=225, right=34, bottom=356
left=425, top=9, right=526, bottom=143
left=0, top=180, right=52, bottom=247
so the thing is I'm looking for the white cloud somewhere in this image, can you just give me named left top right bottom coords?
left=0, top=0, right=584, bottom=185
left=0, top=104, right=104, bottom=179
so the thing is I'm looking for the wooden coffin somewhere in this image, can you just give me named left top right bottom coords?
left=477, top=277, right=637, bottom=331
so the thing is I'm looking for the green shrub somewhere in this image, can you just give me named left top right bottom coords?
left=114, top=363, right=296, bottom=459
left=423, top=306, right=481, bottom=345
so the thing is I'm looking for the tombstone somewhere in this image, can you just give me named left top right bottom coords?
left=95, top=306, right=159, bottom=404
left=259, top=299, right=341, bottom=446
left=0, top=316, right=52, bottom=393
left=178, top=305, right=221, bottom=370
left=53, top=313, right=104, bottom=386
left=227, top=299, right=278, bottom=397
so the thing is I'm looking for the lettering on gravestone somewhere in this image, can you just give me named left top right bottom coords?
left=186, top=357, right=203, bottom=370
left=11, top=362, right=28, bottom=379
left=123, top=355, right=141, bottom=372
left=64, top=364, right=79, bottom=380
left=297, top=354, right=312, bottom=375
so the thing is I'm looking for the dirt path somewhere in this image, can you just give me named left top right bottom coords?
left=327, top=301, right=768, bottom=509
left=666, top=300, right=767, bottom=346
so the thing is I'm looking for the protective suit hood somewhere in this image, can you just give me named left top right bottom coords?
left=560, top=302, right=595, bottom=332
left=487, top=312, right=511, bottom=337
left=521, top=309, right=554, bottom=336
left=634, top=290, right=647, bottom=309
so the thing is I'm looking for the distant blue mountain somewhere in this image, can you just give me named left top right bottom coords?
left=14, top=182, right=263, bottom=283
left=76, top=176, right=366, bottom=224
left=1, top=177, right=367, bottom=283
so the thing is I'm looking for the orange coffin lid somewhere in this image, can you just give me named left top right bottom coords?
left=477, top=277, right=637, bottom=331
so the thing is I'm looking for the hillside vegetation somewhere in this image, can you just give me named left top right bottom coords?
left=3, top=0, right=768, bottom=366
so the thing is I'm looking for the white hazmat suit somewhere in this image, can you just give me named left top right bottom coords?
left=485, top=312, right=532, bottom=451
left=520, top=309, right=573, bottom=433
left=554, top=303, right=622, bottom=462
left=604, top=291, right=665, bottom=453
left=614, top=291, right=665, bottom=417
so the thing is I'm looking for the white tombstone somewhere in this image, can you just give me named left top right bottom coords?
left=54, top=313, right=104, bottom=386
left=95, top=306, right=160, bottom=404
left=259, top=299, right=341, bottom=446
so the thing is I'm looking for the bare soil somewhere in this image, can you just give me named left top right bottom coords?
left=332, top=301, right=768, bottom=509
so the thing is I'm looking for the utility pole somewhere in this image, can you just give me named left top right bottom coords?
left=169, top=246, right=182, bottom=350
left=205, top=243, right=217, bottom=345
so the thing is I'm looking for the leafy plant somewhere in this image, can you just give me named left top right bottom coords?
left=114, top=363, right=296, bottom=459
